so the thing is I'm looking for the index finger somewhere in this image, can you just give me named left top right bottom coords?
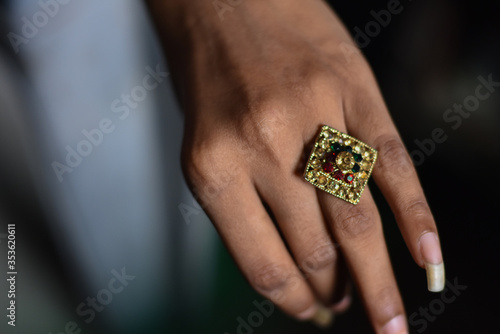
left=346, top=83, right=445, bottom=293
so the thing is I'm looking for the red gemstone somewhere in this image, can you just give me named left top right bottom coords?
left=323, top=162, right=334, bottom=173
left=326, top=152, right=336, bottom=163
left=333, top=170, right=344, bottom=180
left=345, top=173, right=354, bottom=184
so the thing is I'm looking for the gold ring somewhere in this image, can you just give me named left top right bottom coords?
left=304, top=125, right=378, bottom=204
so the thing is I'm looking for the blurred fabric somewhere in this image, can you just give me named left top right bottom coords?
left=0, top=1, right=217, bottom=333
left=0, top=0, right=499, bottom=333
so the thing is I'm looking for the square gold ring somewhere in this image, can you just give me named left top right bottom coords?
left=303, top=125, right=378, bottom=205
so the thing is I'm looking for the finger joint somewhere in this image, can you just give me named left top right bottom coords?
left=299, top=242, right=337, bottom=274
left=399, top=198, right=432, bottom=220
left=250, top=263, right=291, bottom=294
left=334, top=206, right=376, bottom=239
left=375, top=135, right=414, bottom=177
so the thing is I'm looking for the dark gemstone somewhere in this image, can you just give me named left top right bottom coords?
left=345, top=173, right=354, bottom=184
left=344, top=146, right=352, bottom=153
left=326, top=152, right=336, bottom=163
left=353, top=153, right=362, bottom=162
left=331, top=142, right=341, bottom=152
left=352, top=164, right=360, bottom=173
left=323, top=162, right=334, bottom=173
left=333, top=170, right=344, bottom=180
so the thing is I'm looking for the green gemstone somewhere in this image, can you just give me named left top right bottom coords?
left=353, top=153, right=362, bottom=162
left=352, top=164, right=360, bottom=173
left=331, top=142, right=341, bottom=152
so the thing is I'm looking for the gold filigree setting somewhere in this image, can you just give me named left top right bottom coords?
left=303, top=125, right=378, bottom=204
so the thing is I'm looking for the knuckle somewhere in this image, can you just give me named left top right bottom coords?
left=300, top=242, right=337, bottom=274
left=334, top=206, right=376, bottom=239
left=182, top=140, right=215, bottom=181
left=181, top=153, right=204, bottom=184
left=249, top=263, right=291, bottom=293
left=182, top=156, right=211, bottom=189
left=375, top=135, right=413, bottom=174
left=399, top=198, right=431, bottom=220
left=243, top=100, right=288, bottom=141
left=182, top=138, right=241, bottom=198
left=238, top=99, right=292, bottom=165
left=375, top=285, right=400, bottom=311
left=182, top=137, right=224, bottom=179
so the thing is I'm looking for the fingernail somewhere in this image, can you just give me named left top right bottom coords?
left=310, top=304, right=335, bottom=328
left=296, top=304, right=318, bottom=320
left=331, top=294, right=352, bottom=313
left=380, top=315, right=408, bottom=334
left=419, top=232, right=445, bottom=292
left=425, top=262, right=445, bottom=292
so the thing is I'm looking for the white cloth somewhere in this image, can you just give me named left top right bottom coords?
left=1, top=0, right=218, bottom=332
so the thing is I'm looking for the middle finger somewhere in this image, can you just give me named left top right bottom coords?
left=256, top=167, right=349, bottom=306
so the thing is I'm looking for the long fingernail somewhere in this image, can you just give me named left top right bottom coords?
left=310, top=304, right=335, bottom=328
left=380, top=315, right=408, bottom=334
left=419, top=232, right=445, bottom=292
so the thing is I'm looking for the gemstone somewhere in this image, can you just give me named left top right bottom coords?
left=311, top=159, right=321, bottom=168
left=348, top=191, right=355, bottom=200
left=360, top=171, right=368, bottom=179
left=344, top=146, right=353, bottom=153
left=363, top=151, right=373, bottom=160
left=353, top=153, right=362, bottom=162
left=336, top=151, right=356, bottom=170
left=326, top=152, right=336, bottom=163
left=307, top=171, right=315, bottom=179
left=352, top=164, right=360, bottom=173
left=318, top=175, right=327, bottom=185
left=333, top=170, right=344, bottom=180
left=331, top=142, right=341, bottom=152
left=328, top=183, right=340, bottom=191
left=323, top=162, right=334, bottom=173
left=361, top=160, right=371, bottom=170
left=344, top=139, right=352, bottom=146
left=345, top=173, right=354, bottom=184
left=315, top=148, right=325, bottom=158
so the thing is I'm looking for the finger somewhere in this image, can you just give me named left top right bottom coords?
left=193, top=172, right=320, bottom=320
left=330, top=256, right=352, bottom=312
left=256, top=166, right=345, bottom=306
left=345, top=85, right=445, bottom=292
left=331, top=280, right=352, bottom=314
left=318, top=188, right=408, bottom=334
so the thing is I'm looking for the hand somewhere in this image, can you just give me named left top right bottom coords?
left=148, top=0, right=445, bottom=332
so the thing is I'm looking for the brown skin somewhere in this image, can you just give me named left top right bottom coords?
left=147, top=0, right=442, bottom=332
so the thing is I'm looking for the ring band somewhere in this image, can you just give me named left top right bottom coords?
left=303, top=125, right=378, bottom=205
